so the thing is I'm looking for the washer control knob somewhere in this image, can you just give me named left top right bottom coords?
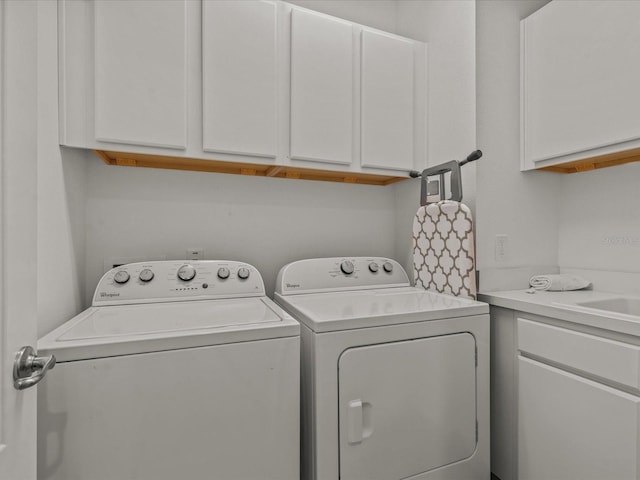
left=217, top=267, right=230, bottom=280
left=177, top=264, right=196, bottom=282
left=139, top=268, right=154, bottom=283
left=340, top=260, right=355, bottom=275
left=237, top=267, right=250, bottom=280
left=383, top=261, right=394, bottom=273
left=114, top=270, right=130, bottom=284
left=368, top=262, right=379, bottom=273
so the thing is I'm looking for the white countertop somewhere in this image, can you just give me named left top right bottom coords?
left=478, top=289, right=640, bottom=337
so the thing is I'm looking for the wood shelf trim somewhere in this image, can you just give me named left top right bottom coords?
left=93, top=150, right=408, bottom=186
left=537, top=147, right=640, bottom=174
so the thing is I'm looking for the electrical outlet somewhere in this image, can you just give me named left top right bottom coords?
left=495, top=234, right=508, bottom=263
left=186, top=248, right=204, bottom=260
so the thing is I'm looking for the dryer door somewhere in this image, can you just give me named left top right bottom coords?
left=338, top=333, right=476, bottom=480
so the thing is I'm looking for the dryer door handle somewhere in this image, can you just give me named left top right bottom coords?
left=347, top=399, right=373, bottom=444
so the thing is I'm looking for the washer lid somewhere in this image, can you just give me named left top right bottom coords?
left=38, top=298, right=299, bottom=362
left=275, top=286, right=488, bottom=332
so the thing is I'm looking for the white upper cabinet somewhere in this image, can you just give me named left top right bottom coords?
left=60, top=1, right=427, bottom=179
left=289, top=6, right=427, bottom=172
left=361, top=30, right=415, bottom=171
left=521, top=1, right=640, bottom=171
left=290, top=9, right=354, bottom=165
left=202, top=1, right=278, bottom=158
left=94, top=1, right=187, bottom=149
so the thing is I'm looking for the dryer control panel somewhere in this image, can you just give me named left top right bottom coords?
left=275, top=257, right=410, bottom=295
left=93, top=261, right=265, bottom=306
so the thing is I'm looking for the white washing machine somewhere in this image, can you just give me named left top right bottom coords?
left=38, top=260, right=299, bottom=480
left=274, top=257, right=490, bottom=480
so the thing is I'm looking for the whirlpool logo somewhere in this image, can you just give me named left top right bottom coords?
left=286, top=283, right=300, bottom=289
left=100, top=292, right=120, bottom=298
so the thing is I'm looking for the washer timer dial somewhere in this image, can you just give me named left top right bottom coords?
left=177, top=264, right=196, bottom=282
left=383, top=261, right=394, bottom=273
left=340, top=260, right=355, bottom=275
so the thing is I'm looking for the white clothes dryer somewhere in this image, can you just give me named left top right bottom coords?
left=38, top=260, right=299, bottom=480
left=274, top=257, right=490, bottom=480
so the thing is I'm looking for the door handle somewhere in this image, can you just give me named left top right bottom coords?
left=347, top=399, right=373, bottom=444
left=13, top=346, right=56, bottom=390
left=347, top=399, right=363, bottom=444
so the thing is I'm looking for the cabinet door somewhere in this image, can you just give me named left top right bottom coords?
left=361, top=30, right=415, bottom=171
left=521, top=1, right=640, bottom=169
left=290, top=9, right=353, bottom=165
left=202, top=1, right=278, bottom=158
left=518, top=357, right=640, bottom=480
left=94, top=0, right=187, bottom=149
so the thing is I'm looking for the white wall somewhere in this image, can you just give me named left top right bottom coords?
left=37, top=1, right=87, bottom=336
left=476, top=0, right=559, bottom=291
left=84, top=158, right=396, bottom=303
left=558, top=163, right=640, bottom=275
left=393, top=0, right=477, bottom=278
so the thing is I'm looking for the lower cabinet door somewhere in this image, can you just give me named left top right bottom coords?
left=338, top=333, right=477, bottom=480
left=518, top=356, right=640, bottom=480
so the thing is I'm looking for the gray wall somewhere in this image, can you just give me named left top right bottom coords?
left=476, top=0, right=559, bottom=290
left=37, top=1, right=87, bottom=336
left=394, top=0, right=477, bottom=277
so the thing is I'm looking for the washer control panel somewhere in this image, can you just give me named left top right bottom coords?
left=275, top=257, right=410, bottom=295
left=93, top=260, right=265, bottom=306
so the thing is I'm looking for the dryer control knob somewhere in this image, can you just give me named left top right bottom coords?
left=237, top=267, right=250, bottom=280
left=217, top=267, right=230, bottom=280
left=368, top=262, right=379, bottom=273
left=340, top=260, right=355, bottom=275
left=114, top=270, right=130, bottom=284
left=139, top=268, right=154, bottom=283
left=383, top=261, right=394, bottom=273
left=177, top=264, right=196, bottom=282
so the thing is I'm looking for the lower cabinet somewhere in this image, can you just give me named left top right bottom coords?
left=490, top=307, right=640, bottom=480
left=518, top=357, right=640, bottom=480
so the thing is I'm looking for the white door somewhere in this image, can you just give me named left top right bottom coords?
left=338, top=333, right=477, bottom=480
left=0, top=1, right=40, bottom=479
left=202, top=0, right=278, bottom=158
left=361, top=29, right=415, bottom=171
left=290, top=8, right=354, bottom=165
left=94, top=0, right=188, bottom=149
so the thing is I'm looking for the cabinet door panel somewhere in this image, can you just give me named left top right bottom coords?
left=522, top=1, right=640, bottom=165
left=94, top=0, right=187, bottom=149
left=290, top=9, right=353, bottom=165
left=203, top=1, right=277, bottom=158
left=518, top=357, right=640, bottom=480
left=361, top=30, right=414, bottom=171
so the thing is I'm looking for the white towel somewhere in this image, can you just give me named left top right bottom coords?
left=529, top=274, right=591, bottom=291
